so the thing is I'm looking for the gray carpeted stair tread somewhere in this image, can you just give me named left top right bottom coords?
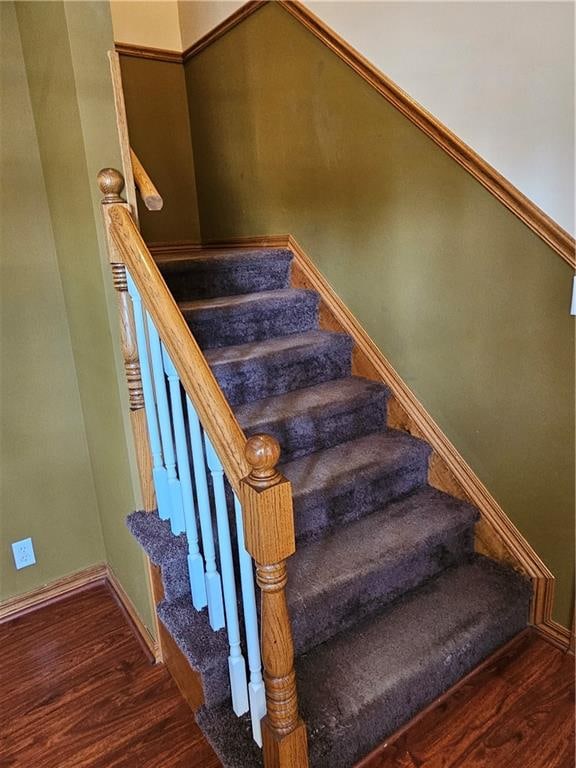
left=157, top=594, right=231, bottom=710
left=298, top=557, right=531, bottom=766
left=125, top=244, right=533, bottom=768
left=159, top=247, right=293, bottom=301
left=180, top=287, right=314, bottom=313
left=236, top=376, right=390, bottom=461
left=205, top=330, right=354, bottom=405
left=180, top=288, right=319, bottom=349
left=127, top=509, right=186, bottom=565
left=282, top=430, right=432, bottom=541
left=196, top=557, right=531, bottom=768
left=288, top=486, right=479, bottom=653
left=127, top=510, right=190, bottom=601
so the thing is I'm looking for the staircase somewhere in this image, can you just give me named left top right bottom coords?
left=126, top=245, right=531, bottom=767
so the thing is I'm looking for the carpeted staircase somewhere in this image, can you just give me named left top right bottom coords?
left=128, top=247, right=531, bottom=767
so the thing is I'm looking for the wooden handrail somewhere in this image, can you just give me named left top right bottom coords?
left=99, top=169, right=247, bottom=491
left=98, top=167, right=308, bottom=767
left=130, top=147, right=163, bottom=211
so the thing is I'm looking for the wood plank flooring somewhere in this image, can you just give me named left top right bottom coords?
left=0, top=584, right=573, bottom=767
left=0, top=584, right=219, bottom=768
left=362, top=630, right=575, bottom=768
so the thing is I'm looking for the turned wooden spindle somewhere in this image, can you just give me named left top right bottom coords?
left=98, top=168, right=155, bottom=512
left=241, top=435, right=309, bottom=768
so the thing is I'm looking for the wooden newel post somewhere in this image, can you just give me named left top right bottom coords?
left=97, top=168, right=155, bottom=512
left=240, top=435, right=309, bottom=768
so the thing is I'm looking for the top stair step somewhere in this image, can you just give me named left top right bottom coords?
left=158, top=247, right=293, bottom=301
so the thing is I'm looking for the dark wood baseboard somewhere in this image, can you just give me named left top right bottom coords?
left=106, top=566, right=158, bottom=661
left=0, top=564, right=108, bottom=624
left=536, top=618, right=574, bottom=653
left=0, top=563, right=159, bottom=661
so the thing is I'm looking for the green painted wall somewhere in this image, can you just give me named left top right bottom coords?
left=1, top=1, right=154, bottom=630
left=184, top=3, right=575, bottom=627
left=1, top=1, right=105, bottom=599
left=120, top=55, right=201, bottom=244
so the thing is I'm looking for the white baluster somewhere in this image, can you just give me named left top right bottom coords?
left=146, top=314, right=185, bottom=535
left=126, top=273, right=171, bottom=521
left=233, top=493, right=267, bottom=745
left=204, top=434, right=249, bottom=716
left=162, top=344, right=207, bottom=611
left=186, top=396, right=225, bottom=631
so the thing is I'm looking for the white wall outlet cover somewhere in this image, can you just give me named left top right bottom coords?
left=11, top=537, right=36, bottom=570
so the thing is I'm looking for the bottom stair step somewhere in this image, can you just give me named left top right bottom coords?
left=288, top=486, right=479, bottom=655
left=157, top=595, right=230, bottom=710
left=196, top=557, right=531, bottom=768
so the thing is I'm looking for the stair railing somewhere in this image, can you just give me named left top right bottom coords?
left=97, top=167, right=309, bottom=767
left=130, top=147, right=163, bottom=211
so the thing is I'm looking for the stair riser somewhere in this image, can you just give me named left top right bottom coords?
left=292, top=460, right=429, bottom=544
left=157, top=611, right=231, bottom=710
left=304, top=595, right=530, bottom=768
left=184, top=293, right=319, bottom=350
left=242, top=391, right=388, bottom=462
left=161, top=558, right=191, bottom=601
left=211, top=338, right=353, bottom=406
left=290, top=526, right=474, bottom=655
left=161, top=254, right=292, bottom=302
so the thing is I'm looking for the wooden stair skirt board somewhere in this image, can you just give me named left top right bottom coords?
left=150, top=234, right=571, bottom=653
left=117, top=0, right=575, bottom=268
left=0, top=562, right=159, bottom=660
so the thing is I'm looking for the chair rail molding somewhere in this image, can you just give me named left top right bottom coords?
left=115, top=0, right=575, bottom=267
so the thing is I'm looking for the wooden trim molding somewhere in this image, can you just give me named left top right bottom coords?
left=106, top=565, right=159, bottom=661
left=182, top=1, right=266, bottom=61
left=115, top=42, right=183, bottom=64
left=286, top=232, right=556, bottom=624
left=536, top=618, right=574, bottom=653
left=276, top=1, right=575, bottom=268
left=114, top=3, right=265, bottom=64
left=108, top=51, right=139, bottom=222
left=0, top=563, right=160, bottom=660
left=122, top=0, right=574, bottom=267
left=0, top=564, right=108, bottom=624
left=156, top=234, right=562, bottom=633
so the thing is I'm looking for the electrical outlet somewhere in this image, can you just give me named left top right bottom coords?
left=12, top=538, right=36, bottom=570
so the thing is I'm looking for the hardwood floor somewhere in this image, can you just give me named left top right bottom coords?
left=362, top=630, right=575, bottom=768
left=0, top=584, right=573, bottom=767
left=0, top=584, right=219, bottom=768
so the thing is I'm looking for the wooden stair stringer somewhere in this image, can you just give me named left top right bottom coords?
left=152, top=235, right=557, bottom=632
left=284, top=233, right=553, bottom=628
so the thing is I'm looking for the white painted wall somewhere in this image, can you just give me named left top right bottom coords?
left=178, top=1, right=244, bottom=48
left=307, top=1, right=575, bottom=233
left=111, top=1, right=182, bottom=51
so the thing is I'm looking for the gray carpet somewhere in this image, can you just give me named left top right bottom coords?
left=127, top=246, right=531, bottom=767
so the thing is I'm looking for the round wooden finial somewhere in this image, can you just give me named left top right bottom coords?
left=245, top=434, right=282, bottom=489
left=97, top=167, right=125, bottom=203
